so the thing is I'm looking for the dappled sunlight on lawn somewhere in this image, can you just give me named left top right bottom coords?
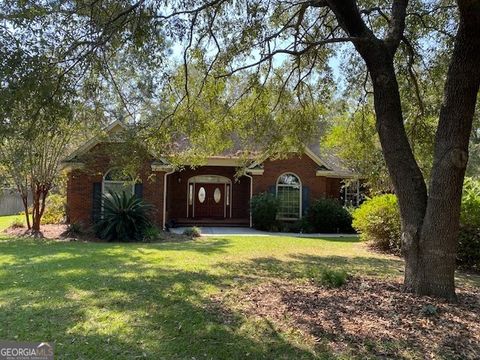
left=0, top=235, right=477, bottom=358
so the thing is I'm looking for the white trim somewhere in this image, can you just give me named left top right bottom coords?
left=316, top=170, right=357, bottom=179
left=188, top=175, right=232, bottom=184
left=244, top=173, right=253, bottom=227
left=60, top=162, right=85, bottom=171
left=152, top=164, right=174, bottom=172
left=303, top=146, right=332, bottom=169
left=223, top=183, right=227, bottom=218
left=204, top=158, right=243, bottom=166
left=187, top=182, right=193, bottom=218
left=276, top=172, right=302, bottom=220
left=163, top=168, right=175, bottom=229
left=228, top=183, right=232, bottom=218
left=245, top=168, right=264, bottom=175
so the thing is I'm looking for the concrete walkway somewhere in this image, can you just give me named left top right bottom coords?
left=169, top=226, right=357, bottom=238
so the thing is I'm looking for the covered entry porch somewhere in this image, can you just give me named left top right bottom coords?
left=165, top=165, right=251, bottom=227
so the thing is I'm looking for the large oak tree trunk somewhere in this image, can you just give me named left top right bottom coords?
left=328, top=0, right=480, bottom=300
left=369, top=3, right=480, bottom=300
left=365, top=54, right=428, bottom=292
left=413, top=4, right=480, bottom=299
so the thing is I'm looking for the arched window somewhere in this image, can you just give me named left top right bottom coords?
left=103, top=169, right=134, bottom=198
left=276, top=173, right=302, bottom=220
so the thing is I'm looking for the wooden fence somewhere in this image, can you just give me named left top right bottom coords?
left=0, top=188, right=30, bottom=216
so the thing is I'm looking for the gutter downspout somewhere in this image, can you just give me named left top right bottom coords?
left=244, top=172, right=253, bottom=228
left=163, top=168, right=175, bottom=230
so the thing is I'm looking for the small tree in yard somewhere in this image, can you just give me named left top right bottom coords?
left=0, top=51, right=74, bottom=234
left=1, top=123, right=74, bottom=235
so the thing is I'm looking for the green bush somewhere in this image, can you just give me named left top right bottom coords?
left=352, top=194, right=401, bottom=253
left=457, top=226, right=480, bottom=271
left=95, top=192, right=153, bottom=242
left=461, top=177, right=480, bottom=228
left=10, top=218, right=25, bottom=229
left=183, top=226, right=201, bottom=238
left=250, top=192, right=279, bottom=231
left=306, top=198, right=353, bottom=233
left=319, top=268, right=348, bottom=288
left=350, top=180, right=480, bottom=267
left=276, top=218, right=313, bottom=233
left=64, top=222, right=84, bottom=237
left=458, top=178, right=480, bottom=270
left=142, top=226, right=161, bottom=242
left=42, top=194, right=66, bottom=224
left=20, top=193, right=65, bottom=225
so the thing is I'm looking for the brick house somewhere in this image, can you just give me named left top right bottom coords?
left=63, top=121, right=358, bottom=228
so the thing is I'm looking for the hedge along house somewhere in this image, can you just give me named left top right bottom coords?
left=63, top=120, right=359, bottom=229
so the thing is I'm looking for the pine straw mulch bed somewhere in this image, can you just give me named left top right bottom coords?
left=212, top=277, right=480, bottom=359
left=3, top=224, right=70, bottom=239
left=3, top=224, right=193, bottom=242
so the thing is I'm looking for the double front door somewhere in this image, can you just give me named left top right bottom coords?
left=194, top=183, right=225, bottom=218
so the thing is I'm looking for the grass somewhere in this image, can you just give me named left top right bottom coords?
left=0, top=214, right=24, bottom=230
left=0, top=218, right=478, bottom=359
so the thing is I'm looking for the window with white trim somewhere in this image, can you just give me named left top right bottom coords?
left=343, top=180, right=360, bottom=207
left=276, top=173, right=301, bottom=220
left=103, top=169, right=134, bottom=198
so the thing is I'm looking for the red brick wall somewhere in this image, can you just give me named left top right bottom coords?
left=66, top=144, right=165, bottom=226
left=252, top=154, right=341, bottom=200
left=67, top=148, right=342, bottom=227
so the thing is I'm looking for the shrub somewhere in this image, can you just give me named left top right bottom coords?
left=352, top=194, right=401, bottom=253
left=420, top=304, right=439, bottom=317
left=10, top=218, right=25, bottom=229
left=461, top=177, right=480, bottom=228
left=64, top=222, right=84, bottom=238
left=19, top=193, right=65, bottom=225
left=306, top=198, right=353, bottom=233
left=457, top=226, right=480, bottom=271
left=95, top=192, right=153, bottom=242
left=250, top=192, right=279, bottom=231
left=276, top=218, right=314, bottom=233
left=457, top=178, right=480, bottom=270
left=143, top=226, right=161, bottom=242
left=319, top=268, right=348, bottom=288
left=183, top=227, right=201, bottom=238
left=42, top=194, right=66, bottom=224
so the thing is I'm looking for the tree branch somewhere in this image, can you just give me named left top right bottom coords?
left=217, top=37, right=362, bottom=78
left=385, top=0, right=409, bottom=51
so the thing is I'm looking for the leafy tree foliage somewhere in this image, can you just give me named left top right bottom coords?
left=0, top=49, right=75, bottom=232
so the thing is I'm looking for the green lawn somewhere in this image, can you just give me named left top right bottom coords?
left=0, top=222, right=478, bottom=359
left=0, top=214, right=24, bottom=230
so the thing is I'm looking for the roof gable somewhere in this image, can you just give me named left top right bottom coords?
left=64, top=120, right=127, bottom=162
left=64, top=121, right=359, bottom=178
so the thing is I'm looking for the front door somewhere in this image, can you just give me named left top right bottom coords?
left=195, top=183, right=225, bottom=218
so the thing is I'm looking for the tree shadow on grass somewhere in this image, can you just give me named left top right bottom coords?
left=0, top=241, right=323, bottom=359
left=0, top=237, right=232, bottom=266
left=1, top=238, right=476, bottom=359
left=292, top=236, right=360, bottom=243
left=214, top=256, right=480, bottom=359
left=217, top=254, right=404, bottom=284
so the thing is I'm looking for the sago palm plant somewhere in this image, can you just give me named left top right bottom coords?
left=95, top=191, right=153, bottom=242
